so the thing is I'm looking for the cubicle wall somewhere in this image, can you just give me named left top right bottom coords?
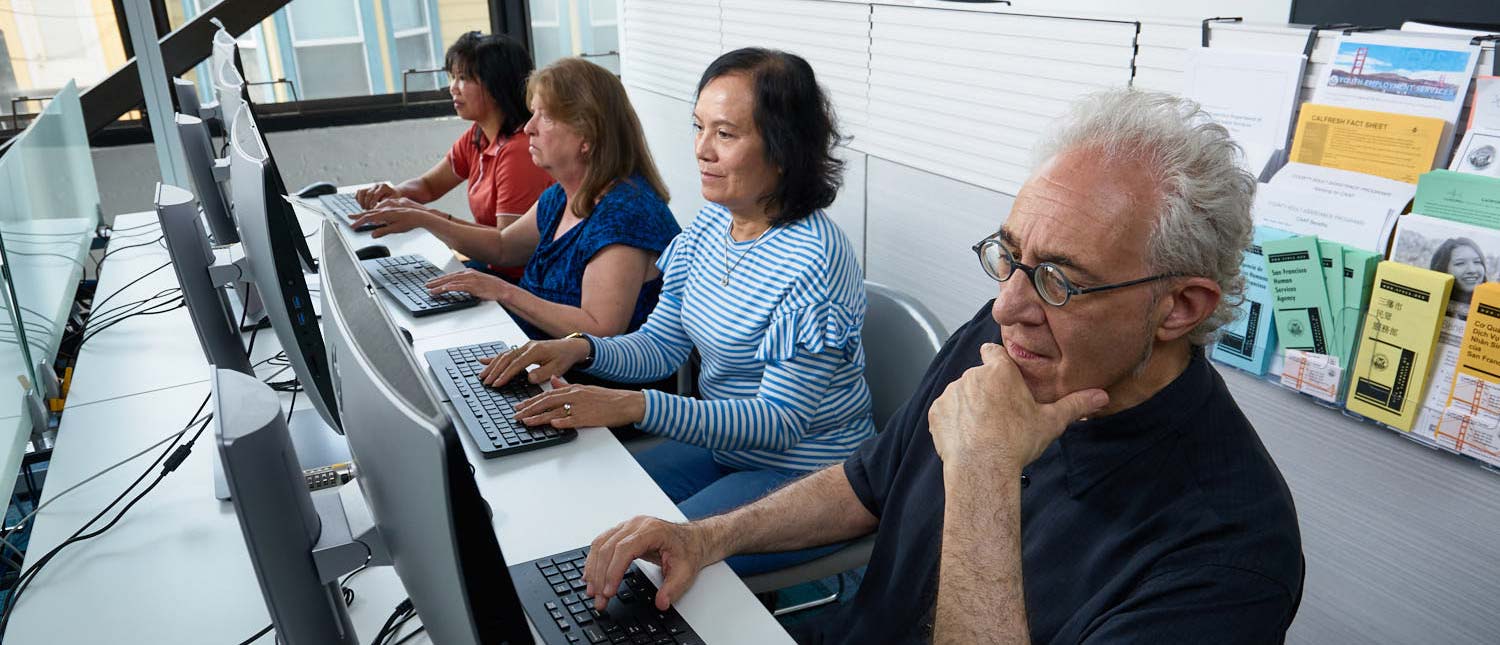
left=618, top=2, right=1500, bottom=643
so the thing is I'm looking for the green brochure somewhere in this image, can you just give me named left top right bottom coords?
left=1340, top=248, right=1381, bottom=369
left=1265, top=236, right=1337, bottom=356
left=1319, top=240, right=1345, bottom=353
left=1412, top=170, right=1500, bottom=229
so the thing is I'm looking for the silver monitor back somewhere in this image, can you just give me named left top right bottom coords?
left=212, top=30, right=243, bottom=127
left=227, top=102, right=341, bottom=432
left=172, top=78, right=201, bottom=121
left=214, top=367, right=358, bottom=645
left=154, top=183, right=250, bottom=375
left=320, top=219, right=534, bottom=645
left=174, top=113, right=238, bottom=245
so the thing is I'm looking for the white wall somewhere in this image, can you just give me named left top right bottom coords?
left=92, top=116, right=472, bottom=220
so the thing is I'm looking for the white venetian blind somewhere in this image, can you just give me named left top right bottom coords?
left=860, top=5, right=1138, bottom=195
left=620, top=0, right=722, bottom=100
left=719, top=0, right=872, bottom=137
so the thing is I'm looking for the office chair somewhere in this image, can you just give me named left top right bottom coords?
left=742, top=280, right=948, bottom=615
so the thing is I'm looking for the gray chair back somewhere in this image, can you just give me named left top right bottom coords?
left=862, top=281, right=947, bottom=431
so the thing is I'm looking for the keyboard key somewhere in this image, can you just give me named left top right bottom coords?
left=545, top=601, right=559, bottom=611
left=572, top=611, right=594, bottom=625
left=541, top=566, right=560, bottom=577
left=557, top=619, right=571, bottom=631
left=582, top=627, right=608, bottom=644
left=554, top=584, right=573, bottom=595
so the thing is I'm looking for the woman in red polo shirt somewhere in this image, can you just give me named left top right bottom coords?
left=352, top=32, right=553, bottom=282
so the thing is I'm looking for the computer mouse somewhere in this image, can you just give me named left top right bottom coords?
left=352, top=221, right=386, bottom=233
left=355, top=244, right=391, bottom=261
left=398, top=326, right=414, bottom=346
left=295, top=181, right=338, bottom=198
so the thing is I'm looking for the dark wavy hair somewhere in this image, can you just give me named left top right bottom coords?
left=444, top=31, right=533, bottom=138
left=695, top=48, right=844, bottom=225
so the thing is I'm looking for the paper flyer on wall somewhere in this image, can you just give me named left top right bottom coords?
left=1251, top=162, right=1415, bottom=253
left=1211, top=226, right=1294, bottom=375
left=1183, top=48, right=1307, bottom=177
left=1289, top=104, right=1447, bottom=184
left=1432, top=282, right=1500, bottom=466
left=1411, top=170, right=1500, bottom=229
left=1311, top=32, right=1480, bottom=162
left=1449, top=129, right=1500, bottom=178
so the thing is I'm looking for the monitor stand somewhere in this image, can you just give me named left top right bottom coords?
left=213, top=406, right=349, bottom=500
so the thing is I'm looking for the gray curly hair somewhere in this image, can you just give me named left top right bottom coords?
left=1032, top=89, right=1256, bottom=345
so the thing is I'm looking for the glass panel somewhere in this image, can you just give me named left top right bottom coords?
left=390, top=0, right=427, bottom=33
left=0, top=81, right=97, bottom=371
left=0, top=1, right=127, bottom=129
left=289, top=0, right=362, bottom=42
left=396, top=34, right=437, bottom=91
left=294, top=43, right=371, bottom=99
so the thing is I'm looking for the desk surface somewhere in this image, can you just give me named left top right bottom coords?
left=8, top=206, right=791, bottom=644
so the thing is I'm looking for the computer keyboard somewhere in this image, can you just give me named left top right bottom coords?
left=319, top=192, right=364, bottom=218
left=361, top=254, right=479, bottom=316
left=424, top=341, right=577, bottom=458
left=510, top=546, right=705, bottom=645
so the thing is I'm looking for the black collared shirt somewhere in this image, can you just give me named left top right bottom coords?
left=828, top=301, right=1303, bottom=644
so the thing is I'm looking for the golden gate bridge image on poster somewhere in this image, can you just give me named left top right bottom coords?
left=1326, top=41, right=1471, bottom=103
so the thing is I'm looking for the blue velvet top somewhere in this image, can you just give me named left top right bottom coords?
left=515, top=176, right=681, bottom=339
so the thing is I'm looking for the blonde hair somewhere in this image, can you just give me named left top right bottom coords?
left=527, top=58, right=670, bottom=217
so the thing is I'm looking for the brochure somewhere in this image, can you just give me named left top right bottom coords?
left=1290, top=104, right=1447, bottom=184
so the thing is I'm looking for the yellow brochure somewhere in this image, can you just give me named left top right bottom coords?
left=1290, top=104, right=1447, bottom=184
left=1434, top=283, right=1500, bottom=466
left=1346, top=261, right=1453, bottom=430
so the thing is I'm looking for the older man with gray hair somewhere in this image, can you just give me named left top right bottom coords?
left=580, top=89, right=1304, bottom=644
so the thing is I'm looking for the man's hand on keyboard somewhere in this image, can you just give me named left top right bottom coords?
left=584, top=516, right=717, bottom=612
left=354, top=182, right=401, bottom=209
left=349, top=197, right=440, bottom=238
left=426, top=268, right=515, bottom=303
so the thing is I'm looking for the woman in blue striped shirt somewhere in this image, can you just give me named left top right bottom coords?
left=479, top=48, right=874, bottom=574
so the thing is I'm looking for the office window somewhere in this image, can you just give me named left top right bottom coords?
left=287, top=0, right=373, bottom=100
left=528, top=0, right=620, bottom=74
left=0, top=0, right=126, bottom=128
left=391, top=0, right=439, bottom=92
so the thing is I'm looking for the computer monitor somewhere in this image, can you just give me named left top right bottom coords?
left=174, top=113, right=238, bottom=245
left=227, top=101, right=341, bottom=433
left=213, top=367, right=359, bottom=645
left=320, top=218, right=535, bottom=644
left=212, top=27, right=317, bottom=272
left=154, top=183, right=249, bottom=374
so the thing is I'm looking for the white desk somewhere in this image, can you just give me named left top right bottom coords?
left=7, top=207, right=791, bottom=644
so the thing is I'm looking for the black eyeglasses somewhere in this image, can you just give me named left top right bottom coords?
left=971, top=235, right=1181, bottom=307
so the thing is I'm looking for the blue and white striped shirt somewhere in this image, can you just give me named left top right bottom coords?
left=586, top=203, right=874, bottom=472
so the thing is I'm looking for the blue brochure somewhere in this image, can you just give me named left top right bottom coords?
left=1212, top=226, right=1296, bottom=374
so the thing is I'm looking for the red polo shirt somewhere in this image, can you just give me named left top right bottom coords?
left=446, top=123, right=554, bottom=278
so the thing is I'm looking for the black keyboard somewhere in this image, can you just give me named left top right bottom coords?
left=362, top=254, right=479, bottom=316
left=510, top=547, right=704, bottom=645
left=424, top=341, right=576, bottom=457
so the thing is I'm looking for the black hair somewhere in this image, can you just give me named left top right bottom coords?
left=695, top=48, right=844, bottom=225
left=444, top=31, right=533, bottom=138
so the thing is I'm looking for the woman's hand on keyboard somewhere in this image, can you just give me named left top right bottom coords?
left=477, top=338, right=590, bottom=386
left=513, top=377, right=646, bottom=429
left=584, top=516, right=718, bottom=612
left=349, top=197, right=441, bottom=238
left=354, top=182, right=400, bottom=209
left=426, top=268, right=515, bottom=303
